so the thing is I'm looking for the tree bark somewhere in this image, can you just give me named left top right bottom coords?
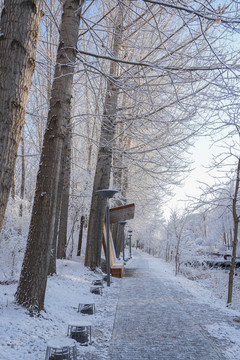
left=15, top=0, right=84, bottom=313
left=48, top=128, right=69, bottom=275
left=227, top=158, right=240, bottom=306
left=112, top=133, right=124, bottom=258
left=57, top=128, right=72, bottom=259
left=48, top=171, right=63, bottom=275
left=0, top=0, right=43, bottom=232
left=84, top=3, right=124, bottom=269
left=175, top=237, right=180, bottom=276
left=112, top=95, right=129, bottom=204
left=19, top=135, right=25, bottom=217
left=11, top=167, right=16, bottom=200
left=77, top=215, right=85, bottom=256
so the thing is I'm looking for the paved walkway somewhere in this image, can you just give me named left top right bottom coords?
left=109, top=254, right=232, bottom=360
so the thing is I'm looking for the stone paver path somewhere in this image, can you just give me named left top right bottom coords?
left=110, top=254, right=233, bottom=360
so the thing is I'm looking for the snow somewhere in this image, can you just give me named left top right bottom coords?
left=0, top=256, right=122, bottom=360
left=46, top=336, right=77, bottom=348
left=68, top=320, right=91, bottom=327
left=207, top=322, right=240, bottom=360
left=147, top=254, right=240, bottom=360
left=1, top=251, right=240, bottom=359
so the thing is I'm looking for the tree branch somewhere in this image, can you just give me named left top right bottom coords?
left=141, top=0, right=240, bottom=25
left=77, top=49, right=237, bottom=71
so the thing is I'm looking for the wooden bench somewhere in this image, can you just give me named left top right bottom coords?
left=110, top=263, right=124, bottom=278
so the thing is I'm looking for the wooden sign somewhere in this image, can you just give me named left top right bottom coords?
left=109, top=203, right=135, bottom=224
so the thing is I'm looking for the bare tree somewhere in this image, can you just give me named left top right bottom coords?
left=19, top=135, right=25, bottom=217
left=227, top=158, right=240, bottom=305
left=191, top=105, right=240, bottom=304
left=172, top=210, right=187, bottom=276
left=84, top=1, right=124, bottom=268
left=57, top=128, right=72, bottom=259
left=77, top=215, right=85, bottom=256
left=15, top=0, right=85, bottom=312
left=48, top=133, right=67, bottom=275
left=0, top=0, right=43, bottom=232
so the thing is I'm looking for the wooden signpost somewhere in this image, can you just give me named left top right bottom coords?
left=109, top=203, right=135, bottom=224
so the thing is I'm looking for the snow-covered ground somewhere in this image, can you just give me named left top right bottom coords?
left=0, top=256, right=122, bottom=360
left=1, top=251, right=240, bottom=359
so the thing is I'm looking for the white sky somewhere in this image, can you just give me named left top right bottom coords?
left=165, top=136, right=216, bottom=216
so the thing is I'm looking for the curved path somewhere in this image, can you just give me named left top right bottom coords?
left=109, top=254, right=233, bottom=360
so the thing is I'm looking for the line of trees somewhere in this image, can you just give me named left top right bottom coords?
left=0, top=0, right=240, bottom=312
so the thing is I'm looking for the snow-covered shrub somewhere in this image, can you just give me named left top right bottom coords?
left=0, top=197, right=31, bottom=281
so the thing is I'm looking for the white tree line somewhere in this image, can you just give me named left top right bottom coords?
left=0, top=0, right=240, bottom=311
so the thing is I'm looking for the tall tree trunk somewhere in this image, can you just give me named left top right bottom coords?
left=48, top=127, right=70, bottom=275
left=175, top=237, right=180, bottom=276
left=227, top=158, right=240, bottom=306
left=85, top=3, right=124, bottom=269
left=47, top=5, right=63, bottom=274
left=11, top=167, right=16, bottom=200
left=57, top=129, right=72, bottom=259
left=77, top=215, right=85, bottom=256
left=112, top=95, right=128, bottom=202
left=45, top=0, right=54, bottom=102
left=15, top=0, right=84, bottom=313
left=48, top=221, right=58, bottom=276
left=48, top=164, right=63, bottom=276
left=19, top=135, right=25, bottom=217
left=112, top=123, right=124, bottom=258
left=0, top=0, right=43, bottom=232
left=121, top=137, right=131, bottom=204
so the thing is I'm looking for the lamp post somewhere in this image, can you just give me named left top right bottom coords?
left=119, top=221, right=127, bottom=261
left=128, top=230, right=133, bottom=258
left=96, top=189, right=118, bottom=287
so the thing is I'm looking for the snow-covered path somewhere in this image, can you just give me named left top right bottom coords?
left=110, top=253, right=240, bottom=360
